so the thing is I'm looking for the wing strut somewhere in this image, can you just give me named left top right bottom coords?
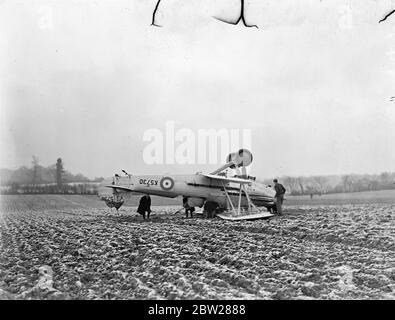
left=205, top=148, right=274, bottom=220
left=218, top=180, right=274, bottom=220
left=242, top=183, right=260, bottom=214
left=222, top=182, right=237, bottom=215
left=221, top=181, right=262, bottom=216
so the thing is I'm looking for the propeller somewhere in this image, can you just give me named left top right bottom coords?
left=226, top=148, right=253, bottom=168
left=211, top=149, right=253, bottom=175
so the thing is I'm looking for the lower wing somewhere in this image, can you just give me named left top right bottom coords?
left=105, top=185, right=142, bottom=195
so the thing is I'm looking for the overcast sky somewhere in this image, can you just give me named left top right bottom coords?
left=0, top=0, right=394, bottom=179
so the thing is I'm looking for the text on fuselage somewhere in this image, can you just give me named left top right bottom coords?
left=139, top=179, right=158, bottom=186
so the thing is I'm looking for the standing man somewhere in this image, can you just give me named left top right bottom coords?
left=273, top=179, right=286, bottom=215
left=203, top=201, right=218, bottom=219
left=137, top=194, right=151, bottom=219
left=183, top=196, right=195, bottom=218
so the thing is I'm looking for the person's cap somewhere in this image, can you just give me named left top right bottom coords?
left=273, top=179, right=278, bottom=183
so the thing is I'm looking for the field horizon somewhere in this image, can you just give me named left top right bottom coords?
left=2, top=188, right=395, bottom=210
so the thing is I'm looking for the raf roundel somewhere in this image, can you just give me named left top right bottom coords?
left=160, top=176, right=174, bottom=190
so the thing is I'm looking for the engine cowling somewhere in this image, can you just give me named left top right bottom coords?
left=226, top=148, right=253, bottom=168
left=210, top=149, right=253, bottom=175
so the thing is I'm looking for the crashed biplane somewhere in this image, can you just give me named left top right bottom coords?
left=99, top=149, right=276, bottom=220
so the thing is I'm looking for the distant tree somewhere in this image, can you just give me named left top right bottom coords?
left=295, top=177, right=305, bottom=195
left=305, top=185, right=314, bottom=195
left=352, top=176, right=363, bottom=192
left=31, top=155, right=40, bottom=185
left=10, top=182, right=19, bottom=194
left=74, top=173, right=89, bottom=182
left=282, top=176, right=299, bottom=195
left=56, top=158, right=64, bottom=188
left=313, top=176, right=329, bottom=193
left=342, top=175, right=354, bottom=192
left=379, top=172, right=391, bottom=188
left=265, top=171, right=394, bottom=195
left=369, top=179, right=379, bottom=191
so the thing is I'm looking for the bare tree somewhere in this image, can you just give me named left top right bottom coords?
left=56, top=158, right=64, bottom=188
left=295, top=177, right=305, bottom=195
left=312, top=176, right=328, bottom=193
left=32, top=155, right=40, bottom=186
left=380, top=172, right=390, bottom=184
left=342, top=175, right=354, bottom=193
left=282, top=176, right=299, bottom=195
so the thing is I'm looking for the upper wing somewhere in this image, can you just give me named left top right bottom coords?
left=200, top=174, right=252, bottom=185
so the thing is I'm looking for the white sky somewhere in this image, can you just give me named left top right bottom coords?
left=0, top=0, right=394, bottom=179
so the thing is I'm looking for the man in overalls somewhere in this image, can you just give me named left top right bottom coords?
left=273, top=179, right=286, bottom=215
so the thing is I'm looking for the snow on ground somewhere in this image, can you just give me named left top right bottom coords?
left=0, top=192, right=394, bottom=300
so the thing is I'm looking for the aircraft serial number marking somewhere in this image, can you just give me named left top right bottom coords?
left=139, top=179, right=158, bottom=185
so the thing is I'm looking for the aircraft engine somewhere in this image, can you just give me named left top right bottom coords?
left=210, top=149, right=253, bottom=175
left=226, top=148, right=253, bottom=168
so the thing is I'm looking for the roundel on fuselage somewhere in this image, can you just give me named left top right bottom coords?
left=160, top=176, right=174, bottom=190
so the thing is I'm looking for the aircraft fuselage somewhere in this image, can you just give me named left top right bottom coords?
left=101, top=173, right=276, bottom=209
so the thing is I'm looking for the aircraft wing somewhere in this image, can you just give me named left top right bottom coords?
left=105, top=185, right=135, bottom=192
left=200, top=174, right=252, bottom=185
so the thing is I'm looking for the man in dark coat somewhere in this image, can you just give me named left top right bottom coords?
left=203, top=201, right=218, bottom=219
left=137, top=194, right=151, bottom=219
left=183, top=196, right=195, bottom=218
left=273, top=179, right=286, bottom=215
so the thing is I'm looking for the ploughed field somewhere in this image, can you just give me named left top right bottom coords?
left=0, top=191, right=394, bottom=300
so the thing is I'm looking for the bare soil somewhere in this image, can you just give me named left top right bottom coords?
left=0, top=191, right=394, bottom=300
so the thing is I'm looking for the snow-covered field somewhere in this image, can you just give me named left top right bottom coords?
left=0, top=192, right=394, bottom=300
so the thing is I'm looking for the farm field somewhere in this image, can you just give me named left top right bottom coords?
left=0, top=191, right=394, bottom=300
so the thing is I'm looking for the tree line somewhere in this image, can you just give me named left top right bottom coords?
left=1, top=156, right=394, bottom=196
left=3, top=182, right=99, bottom=195
left=0, top=156, right=103, bottom=195
left=263, top=172, right=395, bottom=196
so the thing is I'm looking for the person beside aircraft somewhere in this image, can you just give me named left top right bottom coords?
left=203, top=201, right=219, bottom=219
left=137, top=194, right=151, bottom=219
left=182, top=196, right=195, bottom=218
left=102, top=149, right=277, bottom=220
left=273, top=179, right=286, bottom=215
